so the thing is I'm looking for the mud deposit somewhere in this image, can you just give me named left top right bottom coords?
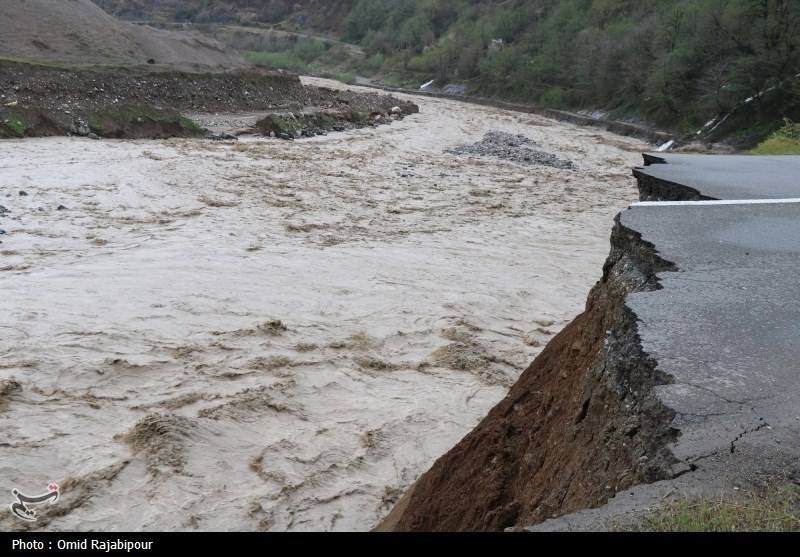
left=0, top=78, right=648, bottom=531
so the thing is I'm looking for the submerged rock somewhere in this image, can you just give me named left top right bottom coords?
left=206, top=132, right=238, bottom=141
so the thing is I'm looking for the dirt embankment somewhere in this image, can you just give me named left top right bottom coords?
left=0, top=61, right=418, bottom=139
left=379, top=209, right=683, bottom=531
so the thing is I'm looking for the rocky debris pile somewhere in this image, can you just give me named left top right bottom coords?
left=300, top=87, right=419, bottom=118
left=257, top=111, right=339, bottom=139
left=0, top=61, right=306, bottom=114
left=448, top=131, right=576, bottom=170
left=67, top=117, right=99, bottom=139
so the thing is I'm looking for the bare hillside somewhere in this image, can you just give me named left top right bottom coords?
left=0, top=0, right=246, bottom=71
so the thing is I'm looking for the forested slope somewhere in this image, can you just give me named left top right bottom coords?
left=94, top=0, right=800, bottom=144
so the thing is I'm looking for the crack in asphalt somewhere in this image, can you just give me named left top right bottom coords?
left=678, top=409, right=743, bottom=418
left=730, top=409, right=770, bottom=454
left=689, top=450, right=719, bottom=464
left=675, top=380, right=776, bottom=406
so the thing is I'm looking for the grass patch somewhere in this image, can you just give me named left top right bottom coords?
left=80, top=106, right=201, bottom=137
left=329, top=71, right=357, bottom=85
left=749, top=136, right=800, bottom=155
left=178, top=116, right=201, bottom=132
left=6, top=112, right=28, bottom=136
left=242, top=50, right=308, bottom=74
left=85, top=113, right=102, bottom=130
left=750, top=118, right=800, bottom=155
left=623, top=485, right=800, bottom=532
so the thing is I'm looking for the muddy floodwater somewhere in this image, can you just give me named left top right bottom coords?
left=0, top=78, right=649, bottom=531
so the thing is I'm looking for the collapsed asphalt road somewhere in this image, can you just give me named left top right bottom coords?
left=528, top=154, right=800, bottom=531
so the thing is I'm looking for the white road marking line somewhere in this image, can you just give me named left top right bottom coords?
left=632, top=198, right=800, bottom=207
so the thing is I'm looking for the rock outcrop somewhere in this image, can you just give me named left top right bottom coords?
left=254, top=89, right=418, bottom=139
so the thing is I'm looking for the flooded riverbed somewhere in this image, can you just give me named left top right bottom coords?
left=0, top=79, right=648, bottom=531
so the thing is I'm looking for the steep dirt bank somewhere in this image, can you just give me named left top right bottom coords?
left=380, top=214, right=683, bottom=531
left=0, top=61, right=304, bottom=112
left=0, top=105, right=203, bottom=139
left=0, top=61, right=417, bottom=139
left=0, top=0, right=246, bottom=71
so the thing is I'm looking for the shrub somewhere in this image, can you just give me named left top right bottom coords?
left=750, top=118, right=800, bottom=155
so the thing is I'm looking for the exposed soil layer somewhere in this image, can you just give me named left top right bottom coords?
left=633, top=155, right=717, bottom=202
left=382, top=218, right=682, bottom=531
left=633, top=170, right=716, bottom=202
left=0, top=61, right=418, bottom=139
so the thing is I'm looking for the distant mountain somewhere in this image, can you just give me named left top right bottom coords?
left=0, top=0, right=246, bottom=71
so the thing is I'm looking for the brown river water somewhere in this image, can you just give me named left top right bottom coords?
left=0, top=78, right=648, bottom=531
